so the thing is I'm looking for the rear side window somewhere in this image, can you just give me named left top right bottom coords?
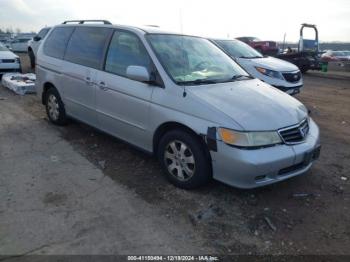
left=43, top=27, right=74, bottom=59
left=105, top=30, right=152, bottom=77
left=64, top=27, right=111, bottom=69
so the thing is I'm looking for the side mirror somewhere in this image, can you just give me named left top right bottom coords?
left=126, top=66, right=150, bottom=82
left=33, top=36, right=41, bottom=41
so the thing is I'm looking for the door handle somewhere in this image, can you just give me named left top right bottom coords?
left=85, top=77, right=94, bottom=86
left=98, top=81, right=108, bottom=91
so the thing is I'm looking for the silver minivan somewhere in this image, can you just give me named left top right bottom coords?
left=36, top=20, right=321, bottom=189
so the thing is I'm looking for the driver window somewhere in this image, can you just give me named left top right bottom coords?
left=105, top=31, right=151, bottom=78
left=37, top=28, right=49, bottom=39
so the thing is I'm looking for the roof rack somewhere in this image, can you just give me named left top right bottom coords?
left=144, top=25, right=160, bottom=28
left=62, top=20, right=112, bottom=25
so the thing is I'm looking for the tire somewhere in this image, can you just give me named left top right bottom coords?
left=28, top=49, right=35, bottom=69
left=157, top=129, right=212, bottom=189
left=45, top=88, right=68, bottom=125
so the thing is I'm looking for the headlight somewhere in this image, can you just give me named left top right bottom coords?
left=15, top=57, right=20, bottom=64
left=255, top=67, right=283, bottom=80
left=218, top=128, right=282, bottom=147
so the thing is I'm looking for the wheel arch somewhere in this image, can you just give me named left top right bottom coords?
left=152, top=121, right=212, bottom=162
left=42, top=82, right=57, bottom=105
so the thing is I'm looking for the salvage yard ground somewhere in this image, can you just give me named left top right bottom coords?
left=0, top=54, right=349, bottom=255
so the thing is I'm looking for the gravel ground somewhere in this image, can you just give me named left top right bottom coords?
left=0, top=53, right=349, bottom=256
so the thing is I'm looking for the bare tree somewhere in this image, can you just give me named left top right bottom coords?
left=5, top=28, right=14, bottom=34
left=15, top=28, right=22, bottom=34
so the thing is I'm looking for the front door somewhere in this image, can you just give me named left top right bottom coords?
left=96, top=30, right=155, bottom=150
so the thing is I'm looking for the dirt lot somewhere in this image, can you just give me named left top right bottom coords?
left=0, top=54, right=349, bottom=256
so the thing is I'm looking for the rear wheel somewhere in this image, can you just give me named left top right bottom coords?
left=45, top=88, right=67, bottom=125
left=28, top=49, right=35, bottom=69
left=158, top=130, right=212, bottom=189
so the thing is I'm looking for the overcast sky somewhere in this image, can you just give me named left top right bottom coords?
left=1, top=0, right=349, bottom=42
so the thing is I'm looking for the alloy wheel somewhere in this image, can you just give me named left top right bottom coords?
left=164, top=140, right=196, bottom=181
left=47, top=94, right=59, bottom=121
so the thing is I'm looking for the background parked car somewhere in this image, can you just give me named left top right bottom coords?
left=212, top=39, right=303, bottom=95
left=321, top=50, right=350, bottom=62
left=3, top=39, right=13, bottom=49
left=0, top=43, right=21, bottom=76
left=9, top=36, right=32, bottom=52
left=28, top=27, right=51, bottom=68
left=0, top=33, right=12, bottom=45
left=236, top=36, right=279, bottom=56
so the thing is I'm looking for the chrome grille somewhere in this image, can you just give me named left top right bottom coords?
left=278, top=119, right=309, bottom=144
left=1, top=59, right=15, bottom=63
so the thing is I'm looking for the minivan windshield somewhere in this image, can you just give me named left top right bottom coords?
left=147, top=34, right=248, bottom=85
left=214, top=40, right=263, bottom=59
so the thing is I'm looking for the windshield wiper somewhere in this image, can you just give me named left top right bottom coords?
left=239, top=56, right=263, bottom=59
left=178, top=78, right=220, bottom=86
left=178, top=75, right=253, bottom=85
left=230, top=74, right=254, bottom=81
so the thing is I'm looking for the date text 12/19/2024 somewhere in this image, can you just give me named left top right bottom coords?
left=127, top=256, right=219, bottom=261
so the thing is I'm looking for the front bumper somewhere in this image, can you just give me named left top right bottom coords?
left=254, top=73, right=303, bottom=95
left=210, top=118, right=320, bottom=189
left=273, top=85, right=302, bottom=95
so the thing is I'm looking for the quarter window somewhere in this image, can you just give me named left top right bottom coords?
left=64, top=27, right=111, bottom=69
left=105, top=31, right=151, bottom=78
left=43, top=27, right=74, bottom=59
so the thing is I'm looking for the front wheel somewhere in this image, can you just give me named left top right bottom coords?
left=45, top=88, right=68, bottom=125
left=158, top=130, right=212, bottom=189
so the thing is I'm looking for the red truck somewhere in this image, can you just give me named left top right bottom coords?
left=236, top=37, right=279, bottom=56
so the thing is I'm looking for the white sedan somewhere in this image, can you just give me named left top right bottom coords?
left=0, top=43, right=21, bottom=76
left=212, top=39, right=303, bottom=95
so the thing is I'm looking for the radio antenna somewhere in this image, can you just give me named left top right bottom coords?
left=179, top=8, right=187, bottom=97
left=179, top=8, right=184, bottom=34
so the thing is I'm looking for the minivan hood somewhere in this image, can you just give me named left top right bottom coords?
left=236, top=56, right=299, bottom=72
left=0, top=50, right=18, bottom=59
left=188, top=79, right=307, bottom=131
